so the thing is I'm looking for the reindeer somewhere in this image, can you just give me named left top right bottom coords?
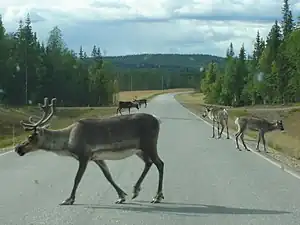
left=116, top=101, right=139, bottom=115
left=133, top=96, right=147, bottom=108
left=14, top=97, right=164, bottom=205
left=234, top=116, right=284, bottom=152
left=202, top=106, right=229, bottom=139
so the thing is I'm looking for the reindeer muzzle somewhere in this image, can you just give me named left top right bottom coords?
left=15, top=144, right=26, bottom=156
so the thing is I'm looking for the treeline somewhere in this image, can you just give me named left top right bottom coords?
left=0, top=14, right=223, bottom=107
left=200, top=0, right=300, bottom=106
left=0, top=15, right=118, bottom=106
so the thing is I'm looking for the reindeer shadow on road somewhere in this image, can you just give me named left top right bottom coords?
left=77, top=200, right=291, bottom=216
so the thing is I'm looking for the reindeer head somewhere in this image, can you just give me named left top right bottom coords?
left=202, top=106, right=211, bottom=118
left=133, top=101, right=140, bottom=110
left=275, top=120, right=285, bottom=131
left=15, top=97, right=57, bottom=156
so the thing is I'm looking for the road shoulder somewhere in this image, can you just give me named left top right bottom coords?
left=174, top=92, right=300, bottom=180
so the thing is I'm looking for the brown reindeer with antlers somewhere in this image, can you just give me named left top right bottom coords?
left=15, top=97, right=165, bottom=205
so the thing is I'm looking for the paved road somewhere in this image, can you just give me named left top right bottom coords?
left=1, top=93, right=300, bottom=225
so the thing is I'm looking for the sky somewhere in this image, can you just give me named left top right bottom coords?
left=0, top=0, right=299, bottom=57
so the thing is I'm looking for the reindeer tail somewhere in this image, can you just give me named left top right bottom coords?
left=234, top=117, right=239, bottom=125
left=234, top=117, right=241, bottom=131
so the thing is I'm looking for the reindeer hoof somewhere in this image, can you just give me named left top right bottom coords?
left=227, top=137, right=230, bottom=139
left=132, top=186, right=141, bottom=200
left=115, top=197, right=126, bottom=204
left=246, top=149, right=250, bottom=151
left=59, top=197, right=75, bottom=206
left=151, top=193, right=164, bottom=203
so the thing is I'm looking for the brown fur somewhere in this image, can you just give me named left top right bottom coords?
left=15, top=97, right=165, bottom=206
left=234, top=116, right=284, bottom=152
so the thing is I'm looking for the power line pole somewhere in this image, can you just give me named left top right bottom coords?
left=25, top=42, right=28, bottom=105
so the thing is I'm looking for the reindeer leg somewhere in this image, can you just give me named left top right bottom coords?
left=235, top=131, right=242, bottom=151
left=212, top=121, right=215, bottom=138
left=218, top=123, right=224, bottom=139
left=94, top=160, right=127, bottom=204
left=261, top=132, right=268, bottom=153
left=226, top=120, right=230, bottom=139
left=117, top=107, right=121, bottom=115
left=217, top=122, right=220, bottom=138
left=143, top=145, right=164, bottom=204
left=118, top=108, right=122, bottom=115
left=60, top=156, right=88, bottom=205
left=132, top=152, right=153, bottom=200
left=151, top=156, right=164, bottom=203
left=240, top=133, right=250, bottom=151
left=256, top=132, right=261, bottom=152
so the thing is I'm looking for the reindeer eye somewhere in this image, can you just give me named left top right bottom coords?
left=28, top=134, right=37, bottom=142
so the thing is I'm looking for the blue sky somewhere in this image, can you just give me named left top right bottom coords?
left=1, top=0, right=299, bottom=57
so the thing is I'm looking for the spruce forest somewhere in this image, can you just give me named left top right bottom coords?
left=0, top=15, right=222, bottom=107
left=200, top=0, right=300, bottom=106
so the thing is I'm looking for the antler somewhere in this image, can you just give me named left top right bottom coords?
left=38, top=98, right=57, bottom=127
left=20, top=97, right=57, bottom=130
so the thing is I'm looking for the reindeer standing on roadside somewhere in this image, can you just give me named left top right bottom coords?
left=116, top=101, right=139, bottom=115
left=14, top=97, right=165, bottom=205
left=133, top=96, right=147, bottom=108
left=202, top=106, right=230, bottom=139
left=234, top=116, right=284, bottom=152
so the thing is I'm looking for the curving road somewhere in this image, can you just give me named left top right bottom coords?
left=1, top=93, right=300, bottom=225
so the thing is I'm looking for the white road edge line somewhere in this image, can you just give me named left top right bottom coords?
left=0, top=148, right=13, bottom=156
left=174, top=94, right=300, bottom=181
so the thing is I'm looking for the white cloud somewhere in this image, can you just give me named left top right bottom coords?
left=0, top=0, right=299, bottom=57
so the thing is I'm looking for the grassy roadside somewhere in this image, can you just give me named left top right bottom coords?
left=0, top=88, right=191, bottom=151
left=175, top=92, right=300, bottom=162
left=118, top=88, right=193, bottom=101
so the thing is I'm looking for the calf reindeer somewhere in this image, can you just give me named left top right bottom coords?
left=202, top=106, right=229, bottom=139
left=234, top=116, right=284, bottom=152
left=133, top=98, right=147, bottom=108
left=15, top=97, right=164, bottom=205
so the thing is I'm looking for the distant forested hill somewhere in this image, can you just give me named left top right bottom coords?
left=101, top=54, right=225, bottom=91
left=103, top=53, right=225, bottom=70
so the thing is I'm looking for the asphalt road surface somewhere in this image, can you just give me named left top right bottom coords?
left=1, top=93, right=300, bottom=225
